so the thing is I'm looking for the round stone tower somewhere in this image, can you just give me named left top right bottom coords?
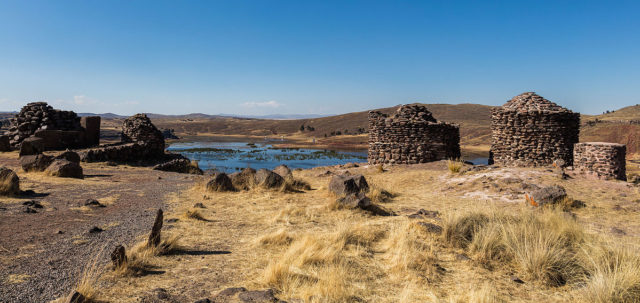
left=368, top=104, right=460, bottom=165
left=490, top=92, right=580, bottom=167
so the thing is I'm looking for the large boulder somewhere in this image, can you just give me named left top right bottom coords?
left=19, top=137, right=44, bottom=156
left=0, top=135, right=10, bottom=152
left=20, top=154, right=54, bottom=172
left=255, top=169, right=284, bottom=189
left=230, top=168, right=256, bottom=190
left=55, top=150, right=81, bottom=164
left=527, top=185, right=567, bottom=207
left=45, top=159, right=84, bottom=179
left=121, top=114, right=165, bottom=157
left=206, top=172, right=235, bottom=192
left=153, top=159, right=203, bottom=175
left=336, top=192, right=372, bottom=209
left=0, top=167, right=19, bottom=196
left=273, top=164, right=292, bottom=179
left=328, top=174, right=369, bottom=196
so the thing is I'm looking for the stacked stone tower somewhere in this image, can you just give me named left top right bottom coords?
left=368, top=104, right=460, bottom=165
left=490, top=92, right=580, bottom=167
left=574, top=142, right=626, bottom=180
left=7, top=102, right=82, bottom=146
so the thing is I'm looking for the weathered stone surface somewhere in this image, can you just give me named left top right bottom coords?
left=490, top=92, right=580, bottom=167
left=45, top=159, right=84, bottom=179
left=0, top=135, right=10, bottom=152
left=230, top=168, right=256, bottom=190
left=574, top=142, right=626, bottom=181
left=20, top=154, right=54, bottom=172
left=368, top=104, right=460, bottom=165
left=80, top=116, right=101, bottom=146
left=255, top=169, right=284, bottom=189
left=273, top=165, right=292, bottom=178
left=416, top=222, right=443, bottom=234
left=328, top=174, right=369, bottom=196
left=336, top=192, right=372, bottom=209
left=153, top=158, right=203, bottom=175
left=212, top=287, right=286, bottom=303
left=19, top=136, right=44, bottom=156
left=55, top=150, right=81, bottom=164
left=121, top=114, right=165, bottom=157
left=148, top=209, right=164, bottom=247
left=527, top=185, right=567, bottom=206
left=206, top=172, right=235, bottom=192
left=0, top=167, right=20, bottom=196
left=80, top=142, right=154, bottom=162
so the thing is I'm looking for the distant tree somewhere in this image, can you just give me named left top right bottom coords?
left=324, top=133, right=327, bottom=138
left=300, top=124, right=305, bottom=132
left=335, top=130, right=342, bottom=136
left=306, top=125, right=315, bottom=131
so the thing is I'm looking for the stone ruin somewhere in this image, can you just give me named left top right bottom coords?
left=574, top=142, right=626, bottom=181
left=2, top=102, right=100, bottom=150
left=490, top=92, right=580, bottom=167
left=81, top=114, right=165, bottom=162
left=368, top=104, right=460, bottom=165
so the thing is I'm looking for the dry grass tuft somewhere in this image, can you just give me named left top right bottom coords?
left=447, top=158, right=464, bottom=173
left=259, top=228, right=295, bottom=247
left=383, top=221, right=441, bottom=281
left=114, top=235, right=181, bottom=276
left=280, top=177, right=312, bottom=192
left=579, top=244, right=640, bottom=303
left=183, top=208, right=208, bottom=221
left=369, top=184, right=395, bottom=203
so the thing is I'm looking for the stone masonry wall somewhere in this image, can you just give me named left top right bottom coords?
left=7, top=102, right=82, bottom=146
left=490, top=93, right=580, bottom=167
left=574, top=142, right=626, bottom=181
left=368, top=104, right=460, bottom=165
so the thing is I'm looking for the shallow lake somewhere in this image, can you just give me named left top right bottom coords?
left=168, top=142, right=368, bottom=173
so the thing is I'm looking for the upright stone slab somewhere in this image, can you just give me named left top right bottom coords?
left=490, top=92, right=580, bottom=167
left=0, top=135, right=10, bottom=152
left=368, top=104, right=460, bottom=165
left=574, top=142, right=626, bottom=180
left=81, top=116, right=101, bottom=146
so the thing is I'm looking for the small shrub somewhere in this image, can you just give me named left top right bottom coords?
left=447, top=158, right=464, bottom=173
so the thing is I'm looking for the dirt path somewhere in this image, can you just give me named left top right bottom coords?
left=0, top=152, right=196, bottom=302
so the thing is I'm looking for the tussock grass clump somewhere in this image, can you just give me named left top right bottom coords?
left=369, top=184, right=395, bottom=203
left=579, top=244, right=640, bottom=303
left=383, top=222, right=441, bottom=281
left=280, top=177, right=312, bottom=192
left=259, top=228, right=295, bottom=247
left=114, top=235, right=181, bottom=276
left=261, top=222, right=387, bottom=302
left=447, top=158, right=464, bottom=173
left=183, top=208, right=207, bottom=221
left=442, top=212, right=491, bottom=248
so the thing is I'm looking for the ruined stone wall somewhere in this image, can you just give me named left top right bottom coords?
left=80, top=143, right=158, bottom=163
left=7, top=102, right=82, bottom=146
left=574, top=142, right=626, bottom=181
left=368, top=105, right=461, bottom=165
left=490, top=110, right=580, bottom=167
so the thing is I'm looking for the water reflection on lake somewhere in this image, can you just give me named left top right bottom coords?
left=167, top=142, right=368, bottom=173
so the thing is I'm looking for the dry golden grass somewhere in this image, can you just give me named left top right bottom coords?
left=90, top=163, right=640, bottom=302
left=447, top=158, right=464, bottom=173
left=183, top=208, right=208, bottom=221
left=369, top=184, right=394, bottom=203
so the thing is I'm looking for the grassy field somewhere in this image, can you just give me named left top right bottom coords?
left=61, top=162, right=640, bottom=302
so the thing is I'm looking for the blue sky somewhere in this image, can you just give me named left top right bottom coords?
left=0, top=1, right=638, bottom=116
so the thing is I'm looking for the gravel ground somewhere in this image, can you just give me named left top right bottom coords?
left=0, top=154, right=196, bottom=302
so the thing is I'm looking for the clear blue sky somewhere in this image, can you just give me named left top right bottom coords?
left=0, top=1, right=638, bottom=116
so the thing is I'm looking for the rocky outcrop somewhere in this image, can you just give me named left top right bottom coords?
left=19, top=137, right=44, bottom=156
left=20, top=154, right=54, bottom=172
left=368, top=104, right=460, bottom=165
left=121, top=114, right=165, bottom=157
left=526, top=185, right=567, bottom=207
left=328, top=174, right=369, bottom=196
left=206, top=173, right=235, bottom=192
left=230, top=168, right=257, bottom=190
left=273, top=164, right=292, bottom=179
left=0, top=167, right=20, bottom=196
left=45, top=159, right=84, bottom=179
left=574, top=142, right=626, bottom=181
left=55, top=150, right=81, bottom=164
left=6, top=102, right=82, bottom=146
left=490, top=92, right=580, bottom=167
left=153, top=158, right=203, bottom=175
left=255, top=169, right=284, bottom=189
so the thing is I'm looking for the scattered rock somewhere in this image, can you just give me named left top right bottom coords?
left=84, top=199, right=105, bottom=207
left=193, top=202, right=206, bottom=208
left=510, top=275, right=525, bottom=284
left=19, top=137, right=45, bottom=156
left=89, top=226, right=103, bottom=233
left=407, top=209, right=439, bottom=219
left=166, top=218, right=179, bottom=223
left=24, top=207, right=37, bottom=213
left=230, top=168, right=256, bottom=190
left=273, top=165, right=292, bottom=179
left=526, top=185, right=567, bottom=207
left=55, top=150, right=81, bottom=164
left=194, top=299, right=211, bottom=303
left=255, top=169, right=284, bottom=189
left=342, top=162, right=359, bottom=168
left=212, top=287, right=285, bottom=303
left=316, top=170, right=334, bottom=177
left=20, top=154, right=54, bottom=172
left=610, top=227, right=627, bottom=236
left=67, top=291, right=87, bottom=303
left=22, top=200, right=43, bottom=208
left=153, top=158, right=203, bottom=175
left=206, top=172, right=235, bottom=192
left=336, top=192, right=372, bottom=209
left=0, top=166, right=20, bottom=196
left=328, top=174, right=369, bottom=196
left=455, top=253, right=471, bottom=261
left=45, top=159, right=84, bottom=179
left=415, top=222, right=443, bottom=234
